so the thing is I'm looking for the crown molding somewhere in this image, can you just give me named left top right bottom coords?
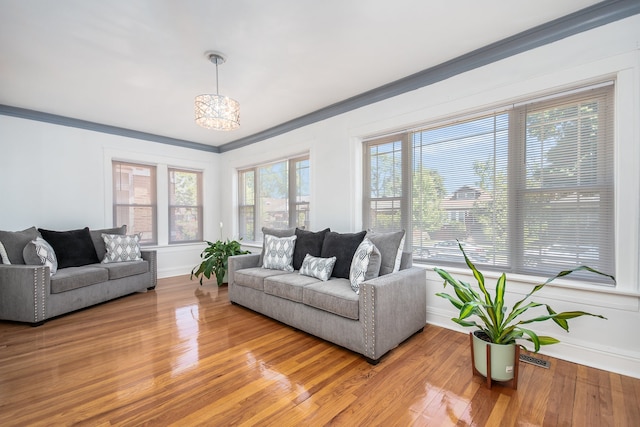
left=219, top=0, right=640, bottom=153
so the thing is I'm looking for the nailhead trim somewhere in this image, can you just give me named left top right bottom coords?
left=363, top=284, right=376, bottom=359
left=32, top=267, right=45, bottom=322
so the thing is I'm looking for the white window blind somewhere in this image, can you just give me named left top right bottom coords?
left=364, top=84, right=614, bottom=283
left=168, top=168, right=203, bottom=244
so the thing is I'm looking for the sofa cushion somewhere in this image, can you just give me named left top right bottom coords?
left=0, top=227, right=40, bottom=264
left=23, top=237, right=58, bottom=276
left=262, top=235, right=297, bottom=272
left=96, top=260, right=148, bottom=280
left=366, top=230, right=406, bottom=275
left=349, top=238, right=381, bottom=294
left=235, top=267, right=290, bottom=291
left=50, top=266, right=109, bottom=293
left=320, top=230, right=366, bottom=279
left=303, top=278, right=359, bottom=320
left=91, top=225, right=127, bottom=261
left=259, top=227, right=295, bottom=266
left=293, top=227, right=330, bottom=270
left=299, top=254, right=336, bottom=282
left=38, top=227, right=100, bottom=268
left=264, top=273, right=319, bottom=303
left=101, top=234, right=142, bottom=263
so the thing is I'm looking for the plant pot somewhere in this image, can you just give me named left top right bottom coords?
left=471, top=330, right=516, bottom=382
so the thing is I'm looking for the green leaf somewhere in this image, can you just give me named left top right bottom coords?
left=436, top=292, right=464, bottom=310
left=518, top=327, right=542, bottom=352
left=494, top=273, right=506, bottom=327
left=452, top=318, right=482, bottom=328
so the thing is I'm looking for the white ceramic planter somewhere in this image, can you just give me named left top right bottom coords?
left=472, top=330, right=516, bottom=382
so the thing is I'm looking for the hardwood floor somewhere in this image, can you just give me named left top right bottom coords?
left=1, top=275, right=638, bottom=426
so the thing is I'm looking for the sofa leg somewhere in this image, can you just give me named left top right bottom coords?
left=147, top=286, right=156, bottom=290
left=30, top=321, right=45, bottom=327
left=364, top=356, right=380, bottom=365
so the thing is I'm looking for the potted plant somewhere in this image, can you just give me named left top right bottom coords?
left=434, top=241, right=612, bottom=384
left=191, top=239, right=250, bottom=286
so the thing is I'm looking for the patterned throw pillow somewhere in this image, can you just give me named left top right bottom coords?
left=262, top=235, right=297, bottom=272
left=23, top=237, right=58, bottom=275
left=349, top=238, right=381, bottom=294
left=101, top=233, right=142, bottom=263
left=0, top=241, right=10, bottom=265
left=299, top=254, right=337, bottom=281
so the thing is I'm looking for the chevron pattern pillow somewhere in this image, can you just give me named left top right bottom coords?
left=349, top=238, right=381, bottom=294
left=101, top=233, right=142, bottom=263
left=299, top=254, right=337, bottom=281
left=23, top=237, right=58, bottom=275
left=262, top=234, right=297, bottom=272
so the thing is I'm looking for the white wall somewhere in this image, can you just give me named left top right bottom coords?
left=0, top=116, right=220, bottom=279
left=220, top=15, right=640, bottom=378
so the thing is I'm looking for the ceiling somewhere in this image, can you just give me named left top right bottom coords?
left=0, top=0, right=607, bottom=150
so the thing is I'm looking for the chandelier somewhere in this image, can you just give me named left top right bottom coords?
left=195, top=52, right=240, bottom=131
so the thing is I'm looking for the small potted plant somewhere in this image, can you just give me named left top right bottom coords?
left=191, top=238, right=250, bottom=286
left=435, top=241, right=612, bottom=384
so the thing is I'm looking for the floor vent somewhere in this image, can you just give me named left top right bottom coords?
left=520, top=354, right=550, bottom=369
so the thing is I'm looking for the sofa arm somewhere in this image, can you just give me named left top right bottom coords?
left=0, top=264, right=49, bottom=324
left=228, top=253, right=260, bottom=286
left=359, top=266, right=426, bottom=361
left=141, top=250, right=157, bottom=289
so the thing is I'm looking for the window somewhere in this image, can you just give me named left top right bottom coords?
left=364, top=84, right=614, bottom=282
left=238, top=156, right=310, bottom=241
left=113, top=161, right=157, bottom=245
left=169, top=168, right=203, bottom=243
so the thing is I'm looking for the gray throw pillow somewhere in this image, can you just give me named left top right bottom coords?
left=349, top=238, right=381, bottom=294
left=366, top=230, right=406, bottom=276
left=91, top=225, right=127, bottom=261
left=262, top=235, right=297, bottom=272
left=23, top=237, right=58, bottom=275
left=101, top=233, right=142, bottom=263
left=259, top=226, right=296, bottom=266
left=299, top=254, right=336, bottom=281
left=0, top=226, right=40, bottom=264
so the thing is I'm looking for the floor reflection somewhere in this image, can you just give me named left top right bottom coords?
left=171, top=304, right=199, bottom=376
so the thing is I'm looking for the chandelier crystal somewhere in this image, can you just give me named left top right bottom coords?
left=195, top=52, right=240, bottom=131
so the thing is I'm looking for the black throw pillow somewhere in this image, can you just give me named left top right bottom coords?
left=320, top=230, right=367, bottom=279
left=38, top=227, right=100, bottom=268
left=293, top=227, right=330, bottom=270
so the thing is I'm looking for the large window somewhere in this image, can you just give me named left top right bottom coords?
left=169, top=168, right=203, bottom=243
left=238, top=155, right=310, bottom=241
left=113, top=161, right=157, bottom=245
left=364, top=84, right=614, bottom=281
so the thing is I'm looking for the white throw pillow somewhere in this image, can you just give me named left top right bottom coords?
left=262, top=235, right=297, bottom=272
left=0, top=241, right=10, bottom=265
left=299, top=254, right=337, bottom=281
left=101, top=233, right=142, bottom=263
left=349, top=238, right=380, bottom=294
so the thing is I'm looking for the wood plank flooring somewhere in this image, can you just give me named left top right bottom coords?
left=1, top=275, right=638, bottom=426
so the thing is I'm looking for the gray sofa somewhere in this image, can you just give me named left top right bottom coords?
left=0, top=226, right=157, bottom=325
left=228, top=251, right=426, bottom=363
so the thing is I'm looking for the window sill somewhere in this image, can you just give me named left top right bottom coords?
left=418, top=261, right=640, bottom=311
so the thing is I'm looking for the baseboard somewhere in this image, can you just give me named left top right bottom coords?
left=427, top=307, right=640, bottom=379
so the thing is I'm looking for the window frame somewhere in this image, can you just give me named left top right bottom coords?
left=363, top=83, right=615, bottom=284
left=112, top=160, right=158, bottom=246
left=168, top=167, right=204, bottom=244
left=238, top=154, right=310, bottom=242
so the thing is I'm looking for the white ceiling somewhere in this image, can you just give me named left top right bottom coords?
left=0, top=0, right=604, bottom=148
